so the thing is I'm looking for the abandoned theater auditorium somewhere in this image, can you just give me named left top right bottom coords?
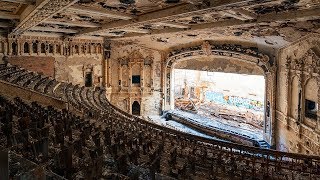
left=0, top=0, right=320, bottom=179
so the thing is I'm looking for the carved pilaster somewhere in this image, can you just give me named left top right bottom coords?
left=53, top=44, right=56, bottom=55
left=37, top=42, right=40, bottom=55
left=3, top=41, right=8, bottom=55
left=317, top=75, right=320, bottom=132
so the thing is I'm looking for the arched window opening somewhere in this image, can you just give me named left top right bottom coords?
left=32, top=42, right=38, bottom=53
left=49, top=44, right=54, bottom=53
left=305, top=78, right=318, bottom=120
left=0, top=42, right=4, bottom=53
left=41, top=43, right=45, bottom=53
left=56, top=44, right=61, bottom=54
left=75, top=45, right=79, bottom=54
left=24, top=42, right=29, bottom=54
left=12, top=42, right=17, bottom=55
left=85, top=72, right=93, bottom=87
left=132, top=101, right=141, bottom=116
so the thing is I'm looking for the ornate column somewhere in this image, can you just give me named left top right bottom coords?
left=28, top=42, right=32, bottom=55
left=37, top=42, right=40, bottom=55
left=140, top=61, right=144, bottom=88
left=60, top=44, right=63, bottom=56
left=4, top=41, right=8, bottom=55
left=285, top=58, right=292, bottom=128
left=18, top=40, right=22, bottom=55
left=269, top=66, right=278, bottom=147
left=119, top=59, right=123, bottom=89
left=53, top=43, right=56, bottom=55
left=296, top=70, right=303, bottom=138
left=8, top=40, right=12, bottom=55
left=128, top=61, right=132, bottom=91
left=150, top=59, right=154, bottom=90
left=316, top=75, right=320, bottom=132
left=89, top=44, right=93, bottom=55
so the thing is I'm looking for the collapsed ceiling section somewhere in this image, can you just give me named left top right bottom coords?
left=0, top=0, right=318, bottom=50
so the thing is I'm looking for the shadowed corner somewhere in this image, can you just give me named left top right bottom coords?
left=0, top=150, right=9, bottom=180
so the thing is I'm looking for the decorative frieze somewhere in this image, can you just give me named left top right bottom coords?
left=0, top=36, right=103, bottom=56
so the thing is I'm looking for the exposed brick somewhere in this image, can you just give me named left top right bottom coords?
left=8, top=56, right=54, bottom=77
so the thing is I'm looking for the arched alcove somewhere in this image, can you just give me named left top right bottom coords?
left=41, top=43, right=45, bottom=53
left=85, top=72, right=93, bottom=87
left=24, top=42, right=29, bottom=54
left=32, top=42, right=37, bottom=53
left=304, top=78, right=318, bottom=121
left=132, top=101, right=141, bottom=116
left=56, top=44, right=61, bottom=54
left=12, top=42, right=18, bottom=55
left=75, top=45, right=79, bottom=54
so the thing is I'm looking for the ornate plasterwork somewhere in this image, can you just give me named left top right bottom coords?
left=12, top=0, right=79, bottom=35
left=1, top=36, right=103, bottom=56
left=287, top=49, right=320, bottom=79
left=0, top=1, right=22, bottom=13
left=163, top=41, right=276, bottom=145
left=279, top=38, right=320, bottom=155
left=166, top=41, right=273, bottom=73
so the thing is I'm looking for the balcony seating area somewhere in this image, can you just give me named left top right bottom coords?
left=0, top=63, right=320, bottom=179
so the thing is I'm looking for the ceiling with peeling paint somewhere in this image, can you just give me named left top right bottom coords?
left=0, top=0, right=318, bottom=51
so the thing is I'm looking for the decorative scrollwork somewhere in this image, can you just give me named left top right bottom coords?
left=166, top=41, right=273, bottom=73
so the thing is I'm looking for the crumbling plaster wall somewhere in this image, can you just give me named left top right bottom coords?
left=0, top=36, right=104, bottom=87
left=55, top=54, right=103, bottom=86
left=107, top=42, right=163, bottom=116
left=0, top=54, right=103, bottom=87
left=8, top=56, right=55, bottom=77
left=276, top=34, right=320, bottom=155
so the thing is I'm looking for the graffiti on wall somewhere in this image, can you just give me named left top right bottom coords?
left=205, top=91, right=264, bottom=111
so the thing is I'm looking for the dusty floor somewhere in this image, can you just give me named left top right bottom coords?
left=151, top=101, right=265, bottom=141
left=146, top=116, right=222, bottom=141
left=197, top=101, right=264, bottom=132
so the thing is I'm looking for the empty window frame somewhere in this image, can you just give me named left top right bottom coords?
left=132, top=75, right=141, bottom=84
left=305, top=99, right=318, bottom=119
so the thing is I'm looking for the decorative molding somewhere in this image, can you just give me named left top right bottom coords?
left=166, top=42, right=273, bottom=73
left=11, top=0, right=79, bottom=35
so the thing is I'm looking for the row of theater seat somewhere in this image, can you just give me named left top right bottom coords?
left=0, top=96, right=141, bottom=179
left=0, top=64, right=108, bottom=114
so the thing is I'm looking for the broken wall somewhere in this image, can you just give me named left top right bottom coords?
left=276, top=34, right=320, bottom=155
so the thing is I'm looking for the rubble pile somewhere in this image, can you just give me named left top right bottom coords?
left=174, top=98, right=198, bottom=113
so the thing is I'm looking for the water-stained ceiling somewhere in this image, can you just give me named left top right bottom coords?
left=0, top=0, right=318, bottom=50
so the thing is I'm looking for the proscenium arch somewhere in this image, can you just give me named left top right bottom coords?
left=162, top=41, right=277, bottom=147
